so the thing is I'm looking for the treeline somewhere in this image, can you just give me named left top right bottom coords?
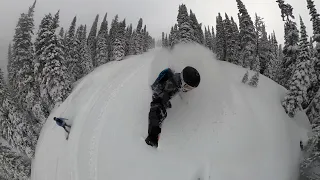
left=162, top=1, right=320, bottom=179
left=0, top=1, right=155, bottom=179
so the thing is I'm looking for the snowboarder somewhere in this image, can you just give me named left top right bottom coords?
left=53, top=117, right=71, bottom=139
left=145, top=66, right=201, bottom=148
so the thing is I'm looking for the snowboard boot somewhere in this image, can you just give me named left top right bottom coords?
left=145, top=135, right=158, bottom=148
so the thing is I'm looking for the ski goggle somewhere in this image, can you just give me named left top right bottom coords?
left=181, top=82, right=194, bottom=92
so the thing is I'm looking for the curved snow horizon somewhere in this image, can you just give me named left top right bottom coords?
left=32, top=44, right=310, bottom=180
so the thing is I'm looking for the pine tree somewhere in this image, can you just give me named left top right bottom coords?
left=129, top=31, right=137, bottom=55
left=64, top=16, right=81, bottom=83
left=162, top=32, right=165, bottom=47
left=248, top=71, right=260, bottom=87
left=0, top=141, right=31, bottom=180
left=0, top=69, right=6, bottom=108
left=189, top=10, right=204, bottom=44
left=109, top=15, right=120, bottom=58
left=216, top=13, right=226, bottom=61
left=33, top=13, right=55, bottom=122
left=77, top=25, right=93, bottom=75
left=310, top=37, right=315, bottom=58
left=143, top=25, right=149, bottom=52
left=211, top=26, right=216, bottom=53
left=177, top=4, right=195, bottom=43
left=204, top=27, right=212, bottom=50
left=96, top=13, right=109, bottom=66
left=224, top=14, right=239, bottom=64
left=208, top=26, right=216, bottom=53
left=38, top=11, right=71, bottom=112
left=132, top=18, right=144, bottom=54
left=236, top=0, right=256, bottom=69
left=307, top=0, right=320, bottom=41
left=306, top=0, right=320, bottom=112
left=276, top=0, right=299, bottom=88
left=125, top=24, right=133, bottom=56
left=7, top=44, right=13, bottom=86
left=265, top=43, right=280, bottom=82
left=255, top=14, right=269, bottom=74
left=170, top=24, right=179, bottom=48
left=282, top=17, right=315, bottom=118
left=1, top=83, right=39, bottom=158
left=59, top=27, right=64, bottom=37
left=88, top=14, right=99, bottom=67
left=165, top=34, right=169, bottom=47
left=112, top=19, right=126, bottom=61
left=300, top=123, right=320, bottom=180
left=11, top=1, right=36, bottom=109
left=242, top=71, right=249, bottom=83
left=251, top=56, right=261, bottom=72
left=306, top=89, right=320, bottom=123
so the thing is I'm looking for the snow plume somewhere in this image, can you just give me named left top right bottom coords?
left=149, top=43, right=231, bottom=105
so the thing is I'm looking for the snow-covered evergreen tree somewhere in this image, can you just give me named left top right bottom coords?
left=38, top=11, right=71, bottom=112
left=125, top=24, right=133, bottom=56
left=242, top=71, right=249, bottom=83
left=129, top=31, right=137, bottom=55
left=11, top=1, right=36, bottom=109
left=307, top=89, right=320, bottom=123
left=224, top=14, right=239, bottom=64
left=0, top=140, right=31, bottom=180
left=189, top=10, right=204, bottom=44
left=236, top=0, right=256, bottom=69
left=131, top=18, right=144, bottom=54
left=7, top=44, right=13, bottom=86
left=265, top=45, right=280, bottom=82
left=204, top=27, right=212, bottom=50
left=109, top=15, right=120, bottom=58
left=211, top=26, right=216, bottom=53
left=282, top=16, right=315, bottom=118
left=96, top=13, right=109, bottom=66
left=248, top=71, right=260, bottom=87
left=112, top=19, right=126, bottom=61
left=216, top=13, right=226, bottom=61
left=142, top=25, right=149, bottom=52
left=88, top=14, right=99, bottom=67
left=276, top=0, right=299, bottom=89
left=1, top=83, right=39, bottom=158
left=59, top=27, right=64, bottom=38
left=0, top=69, right=6, bottom=108
left=64, top=16, right=81, bottom=82
left=77, top=25, right=92, bottom=75
left=306, top=0, right=320, bottom=112
left=310, top=37, right=316, bottom=58
left=177, top=4, right=195, bottom=44
left=307, top=0, right=320, bottom=42
left=300, top=123, right=320, bottom=180
left=33, top=13, right=55, bottom=122
left=170, top=24, right=179, bottom=48
left=255, top=14, right=269, bottom=74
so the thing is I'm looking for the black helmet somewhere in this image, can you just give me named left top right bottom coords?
left=182, top=66, right=200, bottom=88
left=53, top=117, right=56, bottom=120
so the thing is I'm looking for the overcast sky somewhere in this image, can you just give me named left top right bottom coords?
left=0, top=0, right=319, bottom=74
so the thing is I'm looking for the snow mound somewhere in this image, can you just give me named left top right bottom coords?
left=32, top=44, right=311, bottom=180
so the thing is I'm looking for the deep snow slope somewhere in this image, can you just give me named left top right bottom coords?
left=32, top=44, right=310, bottom=180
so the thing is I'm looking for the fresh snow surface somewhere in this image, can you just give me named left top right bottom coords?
left=32, top=44, right=311, bottom=180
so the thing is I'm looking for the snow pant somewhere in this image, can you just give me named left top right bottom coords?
left=147, top=96, right=167, bottom=143
left=62, top=124, right=71, bottom=134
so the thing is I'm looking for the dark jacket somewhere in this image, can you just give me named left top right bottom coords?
left=55, top=118, right=67, bottom=127
left=151, top=68, right=182, bottom=107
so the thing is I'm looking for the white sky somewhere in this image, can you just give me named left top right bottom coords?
left=0, top=0, right=319, bottom=72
